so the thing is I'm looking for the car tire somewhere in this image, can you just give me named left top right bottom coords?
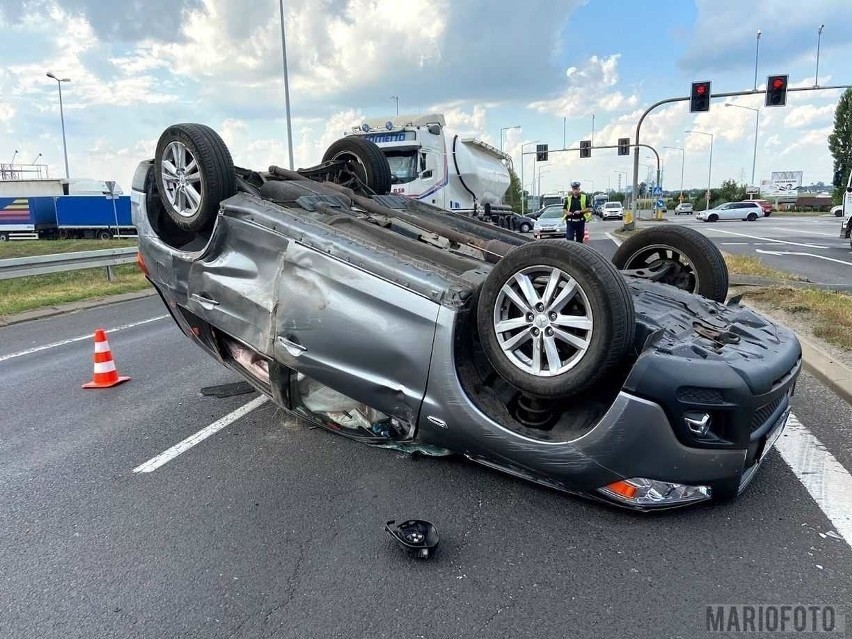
left=611, top=225, right=729, bottom=301
left=476, top=240, right=635, bottom=399
left=154, top=123, right=237, bottom=234
left=708, top=214, right=719, bottom=222
left=321, top=137, right=392, bottom=195
left=519, top=222, right=532, bottom=233
left=764, top=212, right=772, bottom=217
left=747, top=212, right=758, bottom=221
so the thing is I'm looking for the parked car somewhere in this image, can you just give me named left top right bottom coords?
left=528, top=204, right=562, bottom=220
left=697, top=201, right=763, bottom=222
left=674, top=203, right=693, bottom=215
left=510, top=213, right=535, bottom=233
left=132, top=123, right=801, bottom=511
left=831, top=205, right=843, bottom=217
left=744, top=199, right=773, bottom=217
left=532, top=206, right=567, bottom=238
left=601, top=201, right=624, bottom=220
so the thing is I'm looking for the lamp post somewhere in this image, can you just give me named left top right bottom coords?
left=10, top=150, right=18, bottom=166
left=815, top=25, right=825, bottom=87
left=663, top=146, right=685, bottom=201
left=538, top=168, right=552, bottom=197
left=591, top=113, right=595, bottom=146
left=520, top=140, right=540, bottom=214
left=390, top=95, right=399, bottom=115
left=45, top=72, right=71, bottom=179
left=277, top=0, right=295, bottom=170
left=753, top=30, right=762, bottom=91
left=685, top=130, right=714, bottom=210
left=724, top=103, right=760, bottom=189
left=500, top=125, right=521, bottom=153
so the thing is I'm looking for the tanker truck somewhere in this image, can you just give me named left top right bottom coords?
left=346, top=114, right=513, bottom=217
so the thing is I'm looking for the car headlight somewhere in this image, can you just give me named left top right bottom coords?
left=598, top=478, right=711, bottom=507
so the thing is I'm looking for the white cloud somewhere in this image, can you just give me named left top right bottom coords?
left=784, top=104, right=835, bottom=128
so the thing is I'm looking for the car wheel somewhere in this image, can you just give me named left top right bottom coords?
left=708, top=214, right=719, bottom=222
left=154, top=123, right=237, bottom=234
left=611, top=225, right=729, bottom=302
left=321, top=137, right=392, bottom=195
left=747, top=213, right=758, bottom=221
left=763, top=212, right=771, bottom=217
left=519, top=222, right=532, bottom=233
left=476, top=240, right=635, bottom=399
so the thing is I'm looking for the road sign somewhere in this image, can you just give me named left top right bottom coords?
left=656, top=199, right=665, bottom=209
left=746, top=185, right=759, bottom=195
left=652, top=186, right=662, bottom=197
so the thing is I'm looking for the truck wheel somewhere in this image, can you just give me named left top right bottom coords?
left=0, top=232, right=8, bottom=242
left=154, top=123, right=236, bottom=234
left=611, top=225, right=729, bottom=302
left=97, top=230, right=113, bottom=240
left=321, top=137, right=392, bottom=195
left=476, top=240, right=635, bottom=399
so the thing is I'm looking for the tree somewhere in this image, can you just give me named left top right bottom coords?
left=828, top=88, right=852, bottom=203
left=505, top=167, right=525, bottom=213
left=717, top=178, right=746, bottom=204
left=638, top=182, right=647, bottom=197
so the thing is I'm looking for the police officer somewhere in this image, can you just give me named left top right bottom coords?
left=563, top=181, right=590, bottom=242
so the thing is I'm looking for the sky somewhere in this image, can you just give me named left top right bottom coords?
left=0, top=0, right=849, bottom=196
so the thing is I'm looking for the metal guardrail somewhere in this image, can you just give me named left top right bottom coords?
left=0, top=247, right=139, bottom=281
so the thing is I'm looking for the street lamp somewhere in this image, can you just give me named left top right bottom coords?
left=724, top=103, right=760, bottom=189
left=815, top=25, right=825, bottom=88
left=46, top=72, right=71, bottom=179
left=538, top=168, right=552, bottom=196
left=277, top=0, right=295, bottom=170
left=10, top=150, right=18, bottom=165
left=663, top=146, right=685, bottom=201
left=753, top=30, right=762, bottom=91
left=500, top=125, right=521, bottom=153
left=685, top=130, right=714, bottom=210
left=390, top=95, right=399, bottom=115
left=520, top=140, right=540, bottom=214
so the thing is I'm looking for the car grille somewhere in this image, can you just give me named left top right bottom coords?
left=751, top=394, right=786, bottom=433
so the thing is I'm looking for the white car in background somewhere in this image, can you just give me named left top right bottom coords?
left=674, top=202, right=694, bottom=215
left=697, top=201, right=763, bottom=223
left=601, top=201, right=624, bottom=220
left=831, top=205, right=843, bottom=217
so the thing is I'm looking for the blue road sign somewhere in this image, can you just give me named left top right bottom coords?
left=656, top=198, right=666, bottom=209
left=652, top=186, right=663, bottom=197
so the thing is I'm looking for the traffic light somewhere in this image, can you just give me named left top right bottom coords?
left=536, top=144, right=548, bottom=161
left=579, top=140, right=591, bottom=158
left=765, top=75, right=788, bottom=107
left=617, top=137, right=630, bottom=156
left=690, top=81, right=711, bottom=112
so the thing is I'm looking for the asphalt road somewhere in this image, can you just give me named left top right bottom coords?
left=2, top=296, right=852, bottom=639
left=585, top=214, right=851, bottom=287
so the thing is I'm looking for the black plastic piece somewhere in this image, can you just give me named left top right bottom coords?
left=385, top=520, right=439, bottom=560
left=200, top=381, right=255, bottom=398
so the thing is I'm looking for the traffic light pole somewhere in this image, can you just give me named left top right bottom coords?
left=625, top=84, right=852, bottom=232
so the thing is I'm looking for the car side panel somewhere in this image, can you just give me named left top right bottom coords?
left=272, top=242, right=441, bottom=426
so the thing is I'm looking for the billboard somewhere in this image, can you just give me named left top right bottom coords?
left=761, top=171, right=803, bottom=195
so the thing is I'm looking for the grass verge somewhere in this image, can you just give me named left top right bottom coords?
left=0, top=264, right=150, bottom=318
left=744, top=287, right=852, bottom=351
left=0, top=239, right=138, bottom=260
left=722, top=253, right=802, bottom=280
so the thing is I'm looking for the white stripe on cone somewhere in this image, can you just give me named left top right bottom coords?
left=94, top=361, right=117, bottom=374
left=94, top=341, right=111, bottom=353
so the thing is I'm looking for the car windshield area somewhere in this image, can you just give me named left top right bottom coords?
left=385, top=151, right=419, bottom=184
left=604, top=202, right=620, bottom=209
left=539, top=208, right=564, bottom=219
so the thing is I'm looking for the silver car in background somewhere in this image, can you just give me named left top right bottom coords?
left=532, top=205, right=566, bottom=238
left=697, top=201, right=763, bottom=222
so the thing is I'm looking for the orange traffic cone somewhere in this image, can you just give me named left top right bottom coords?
left=82, top=329, right=130, bottom=389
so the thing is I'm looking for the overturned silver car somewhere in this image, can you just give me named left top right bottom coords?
left=131, top=123, right=801, bottom=510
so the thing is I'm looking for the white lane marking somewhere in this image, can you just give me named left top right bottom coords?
left=756, top=249, right=852, bottom=267
left=762, top=226, right=839, bottom=237
left=0, top=315, right=169, bottom=363
left=721, top=242, right=750, bottom=245
left=776, top=413, right=852, bottom=551
left=605, top=232, right=623, bottom=246
left=133, top=395, right=269, bottom=474
left=704, top=228, right=828, bottom=249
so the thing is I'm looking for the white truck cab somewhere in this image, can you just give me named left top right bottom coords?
left=348, top=114, right=512, bottom=215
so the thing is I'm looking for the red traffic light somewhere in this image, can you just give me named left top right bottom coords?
left=772, top=78, right=785, bottom=89
left=696, top=84, right=707, bottom=95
